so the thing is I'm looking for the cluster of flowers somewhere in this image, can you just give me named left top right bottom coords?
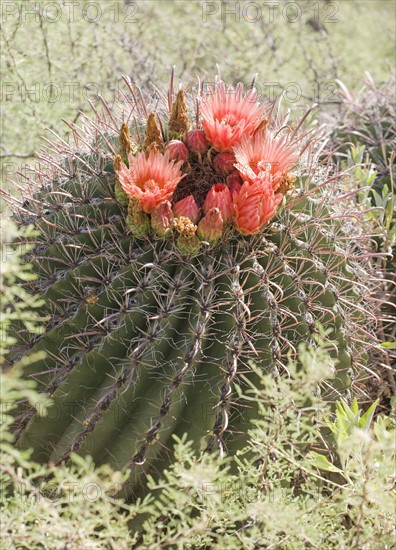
left=115, top=80, right=300, bottom=253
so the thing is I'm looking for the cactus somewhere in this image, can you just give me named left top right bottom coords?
left=328, top=75, right=396, bottom=193
left=326, top=75, right=396, bottom=413
left=3, top=73, right=382, bottom=495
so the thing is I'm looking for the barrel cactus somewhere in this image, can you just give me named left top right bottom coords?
left=325, top=76, right=395, bottom=412
left=328, top=75, right=396, bottom=193
left=5, top=73, right=381, bottom=495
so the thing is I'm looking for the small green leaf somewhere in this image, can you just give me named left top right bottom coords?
left=380, top=342, right=396, bottom=350
left=338, top=400, right=355, bottom=423
left=307, top=452, right=344, bottom=474
left=359, top=399, right=379, bottom=430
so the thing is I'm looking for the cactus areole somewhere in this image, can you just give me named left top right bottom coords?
left=7, top=74, right=380, bottom=495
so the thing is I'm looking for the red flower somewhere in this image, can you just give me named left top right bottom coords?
left=233, top=174, right=283, bottom=235
left=200, top=81, right=269, bottom=152
left=203, top=183, right=233, bottom=223
left=116, top=150, right=184, bottom=213
left=234, top=131, right=299, bottom=189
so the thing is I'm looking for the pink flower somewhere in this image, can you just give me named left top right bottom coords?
left=233, top=174, right=283, bottom=236
left=185, top=129, right=209, bottom=153
left=203, top=183, right=233, bottom=223
left=234, top=132, right=299, bottom=188
left=165, top=140, right=189, bottom=162
left=213, top=153, right=236, bottom=174
left=173, top=195, right=201, bottom=223
left=200, top=81, right=269, bottom=152
left=116, top=150, right=184, bottom=213
left=197, top=208, right=224, bottom=243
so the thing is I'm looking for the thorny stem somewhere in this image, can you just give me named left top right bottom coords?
left=130, top=254, right=215, bottom=468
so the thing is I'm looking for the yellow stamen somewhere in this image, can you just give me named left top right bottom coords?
left=275, top=172, right=296, bottom=195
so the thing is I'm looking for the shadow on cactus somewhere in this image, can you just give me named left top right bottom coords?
left=3, top=72, right=383, bottom=496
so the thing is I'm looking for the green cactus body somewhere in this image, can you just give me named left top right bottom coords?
left=6, top=78, right=379, bottom=495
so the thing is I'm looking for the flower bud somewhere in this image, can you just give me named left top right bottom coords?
left=203, top=183, right=233, bottom=223
left=227, top=170, right=243, bottom=195
left=169, top=89, right=191, bottom=136
left=119, top=124, right=132, bottom=161
left=151, top=201, right=174, bottom=237
left=173, top=195, right=201, bottom=224
left=233, top=175, right=282, bottom=236
left=185, top=129, right=209, bottom=154
left=197, top=208, right=224, bottom=243
left=143, top=112, right=164, bottom=154
left=230, top=182, right=242, bottom=197
left=165, top=139, right=189, bottom=162
left=213, top=153, right=236, bottom=174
